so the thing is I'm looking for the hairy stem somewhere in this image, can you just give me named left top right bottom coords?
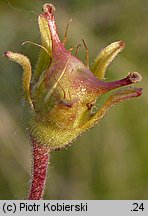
left=28, top=139, right=50, bottom=200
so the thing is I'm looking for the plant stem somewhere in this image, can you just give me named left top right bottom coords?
left=28, top=138, right=50, bottom=200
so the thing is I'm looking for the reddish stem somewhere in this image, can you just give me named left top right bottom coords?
left=28, top=139, right=50, bottom=200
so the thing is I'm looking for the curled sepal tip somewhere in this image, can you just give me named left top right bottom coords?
left=5, top=51, right=33, bottom=107
left=81, top=86, right=142, bottom=131
left=91, top=41, right=125, bottom=80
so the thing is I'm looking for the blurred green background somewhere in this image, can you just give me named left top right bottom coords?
left=0, top=0, right=147, bottom=199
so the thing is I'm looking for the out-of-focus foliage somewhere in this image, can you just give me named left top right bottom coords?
left=0, top=0, right=147, bottom=199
